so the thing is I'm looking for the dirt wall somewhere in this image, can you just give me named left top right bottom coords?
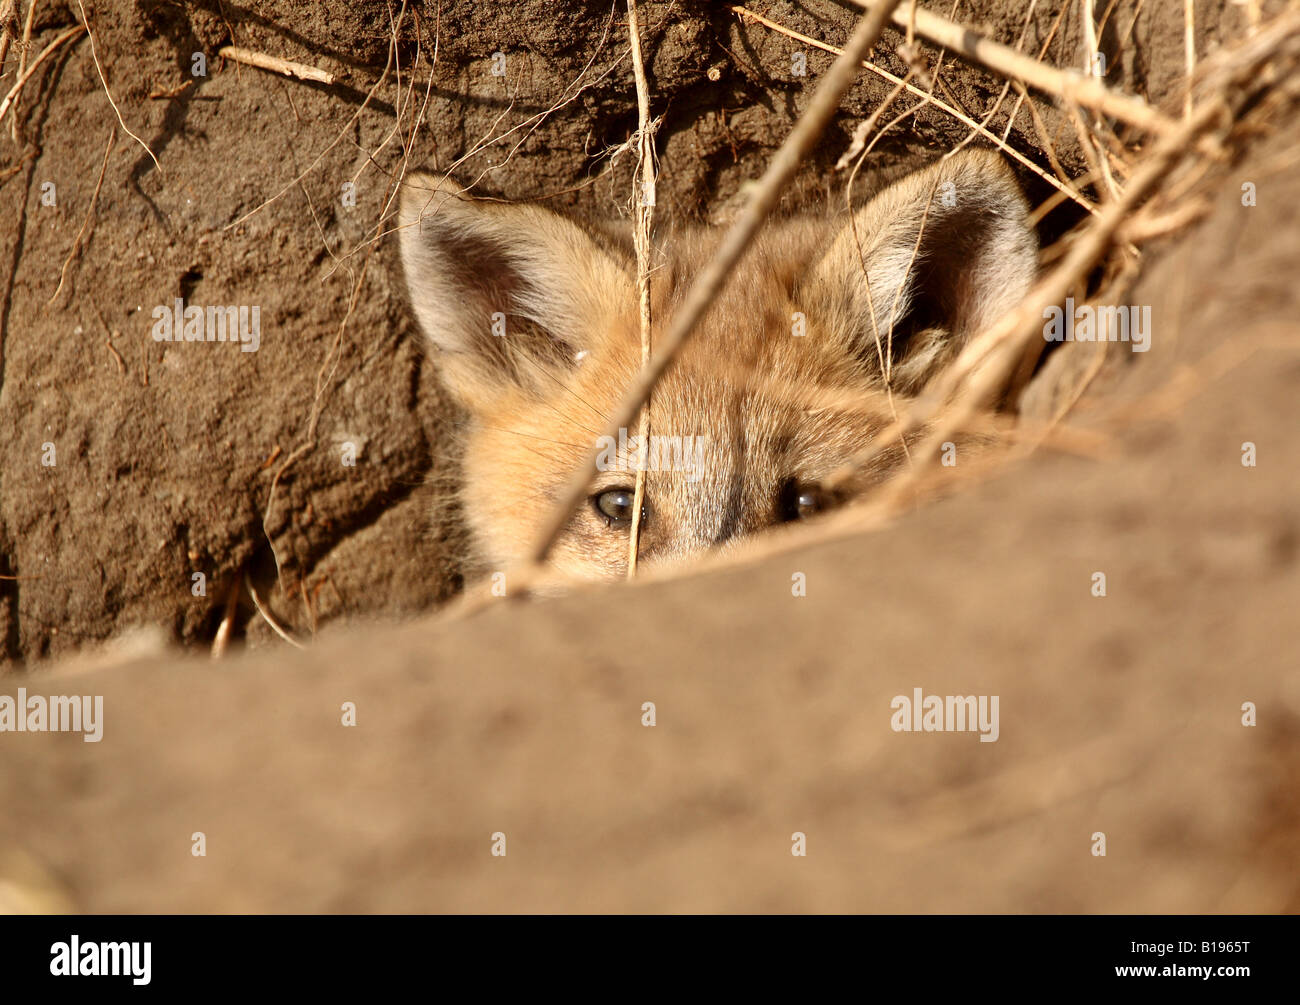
left=0, top=0, right=1260, bottom=663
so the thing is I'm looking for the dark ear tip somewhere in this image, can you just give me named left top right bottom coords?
left=935, top=149, right=1031, bottom=220
left=399, top=171, right=471, bottom=226
left=402, top=169, right=463, bottom=190
left=941, top=148, right=1017, bottom=182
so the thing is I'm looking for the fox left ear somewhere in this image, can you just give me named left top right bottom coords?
left=799, top=150, right=1038, bottom=394
left=397, top=172, right=634, bottom=411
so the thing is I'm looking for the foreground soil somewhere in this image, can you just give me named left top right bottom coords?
left=2, top=127, right=1298, bottom=910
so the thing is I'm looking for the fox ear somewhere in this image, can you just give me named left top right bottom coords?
left=800, top=150, right=1037, bottom=394
left=397, top=173, right=633, bottom=409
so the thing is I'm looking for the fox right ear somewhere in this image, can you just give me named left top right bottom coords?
left=800, top=150, right=1038, bottom=394
left=397, top=173, right=633, bottom=410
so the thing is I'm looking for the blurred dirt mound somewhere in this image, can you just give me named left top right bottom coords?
left=2, top=106, right=1298, bottom=910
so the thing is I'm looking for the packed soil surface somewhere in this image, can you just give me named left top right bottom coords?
left=1, top=1, right=1297, bottom=912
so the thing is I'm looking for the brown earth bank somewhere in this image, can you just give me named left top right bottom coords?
left=1, top=2, right=1298, bottom=912
left=0, top=0, right=1266, bottom=662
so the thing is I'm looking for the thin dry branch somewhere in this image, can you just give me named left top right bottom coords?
left=1077, top=0, right=1124, bottom=201
left=946, top=0, right=1037, bottom=158
left=0, top=1, right=17, bottom=74
left=835, top=74, right=910, bottom=170
left=210, top=570, right=243, bottom=660
left=447, top=6, right=625, bottom=194
left=6, top=0, right=35, bottom=140
left=997, top=2, right=1069, bottom=144
left=225, top=0, right=408, bottom=231
left=218, top=45, right=336, bottom=85
left=256, top=2, right=430, bottom=602
left=103, top=335, right=124, bottom=374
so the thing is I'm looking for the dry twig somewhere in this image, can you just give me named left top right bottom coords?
left=6, top=0, right=36, bottom=140
left=247, top=579, right=305, bottom=651
left=218, top=45, right=336, bottom=85
left=210, top=570, right=243, bottom=660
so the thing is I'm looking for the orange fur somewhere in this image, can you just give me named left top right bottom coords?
left=399, top=151, right=1037, bottom=581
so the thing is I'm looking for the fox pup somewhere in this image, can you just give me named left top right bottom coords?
left=399, top=150, right=1037, bottom=581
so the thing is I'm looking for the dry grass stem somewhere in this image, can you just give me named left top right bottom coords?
left=210, top=571, right=243, bottom=660
left=247, top=579, right=305, bottom=651
left=74, top=1, right=160, bottom=173
left=48, top=125, right=114, bottom=304
left=0, top=1, right=18, bottom=74
left=0, top=22, right=83, bottom=126
left=6, top=0, right=36, bottom=140
left=225, top=0, right=408, bottom=231
left=625, top=0, right=655, bottom=578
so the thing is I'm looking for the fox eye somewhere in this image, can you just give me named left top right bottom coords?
left=779, top=479, right=830, bottom=522
left=592, top=488, right=647, bottom=528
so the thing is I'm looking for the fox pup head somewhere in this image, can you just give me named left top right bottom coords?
left=399, top=151, right=1036, bottom=581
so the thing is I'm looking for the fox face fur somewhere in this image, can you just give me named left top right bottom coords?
left=399, top=150, right=1037, bottom=582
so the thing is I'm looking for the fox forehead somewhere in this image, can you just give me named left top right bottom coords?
left=463, top=263, right=901, bottom=571
left=558, top=219, right=881, bottom=410
left=494, top=223, right=879, bottom=429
